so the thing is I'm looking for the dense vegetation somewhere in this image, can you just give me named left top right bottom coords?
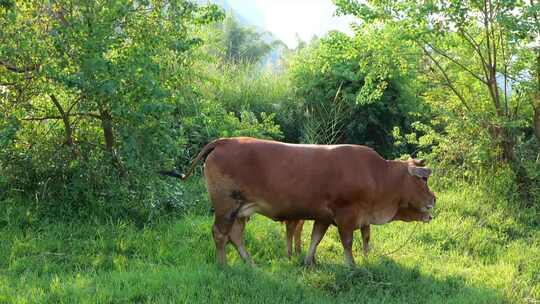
left=1, top=0, right=539, bottom=302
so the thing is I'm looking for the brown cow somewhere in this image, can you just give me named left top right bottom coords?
left=283, top=206, right=432, bottom=258
left=162, top=137, right=435, bottom=266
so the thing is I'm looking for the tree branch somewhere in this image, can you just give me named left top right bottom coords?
left=499, top=28, right=509, bottom=115
left=49, top=94, right=66, bottom=116
left=482, top=0, right=493, bottom=69
left=22, top=112, right=101, bottom=121
left=419, top=43, right=472, bottom=112
left=423, top=40, right=488, bottom=85
left=22, top=116, right=63, bottom=121
left=66, top=97, right=81, bottom=114
left=458, top=28, right=491, bottom=80
left=0, top=59, right=39, bottom=73
left=72, top=112, right=101, bottom=119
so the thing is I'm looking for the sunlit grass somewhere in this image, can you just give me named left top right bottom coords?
left=0, top=180, right=538, bottom=303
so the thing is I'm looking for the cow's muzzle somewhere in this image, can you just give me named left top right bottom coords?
left=422, top=213, right=433, bottom=223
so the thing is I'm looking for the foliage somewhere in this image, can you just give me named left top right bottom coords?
left=0, top=1, right=285, bottom=220
left=288, top=30, right=430, bottom=157
left=335, top=0, right=540, bottom=196
left=198, top=62, right=299, bottom=142
left=175, top=97, right=283, bottom=167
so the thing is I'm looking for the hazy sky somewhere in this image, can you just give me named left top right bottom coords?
left=225, top=0, right=355, bottom=48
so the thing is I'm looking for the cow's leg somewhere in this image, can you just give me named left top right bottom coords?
left=294, top=220, right=304, bottom=254
left=229, top=217, right=253, bottom=265
left=209, top=195, right=240, bottom=266
left=304, top=220, right=330, bottom=266
left=338, top=224, right=356, bottom=267
left=212, top=213, right=235, bottom=266
left=285, top=220, right=298, bottom=258
left=360, top=225, right=370, bottom=257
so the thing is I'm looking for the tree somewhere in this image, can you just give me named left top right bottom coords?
left=335, top=0, right=539, bottom=190
left=219, top=14, right=275, bottom=64
left=0, top=1, right=223, bottom=215
left=524, top=0, right=540, bottom=152
left=0, top=1, right=222, bottom=172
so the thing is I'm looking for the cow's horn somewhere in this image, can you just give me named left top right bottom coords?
left=414, top=158, right=426, bottom=166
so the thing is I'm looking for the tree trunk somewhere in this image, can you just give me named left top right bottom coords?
left=489, top=123, right=532, bottom=201
left=99, top=109, right=125, bottom=176
left=534, top=49, right=540, bottom=151
left=50, top=94, right=78, bottom=157
left=534, top=106, right=540, bottom=149
left=100, top=109, right=115, bottom=154
left=500, top=126, right=517, bottom=163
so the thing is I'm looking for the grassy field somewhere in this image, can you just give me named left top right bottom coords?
left=0, top=178, right=539, bottom=303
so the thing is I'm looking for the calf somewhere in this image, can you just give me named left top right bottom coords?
left=284, top=206, right=432, bottom=258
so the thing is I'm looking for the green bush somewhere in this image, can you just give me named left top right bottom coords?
left=288, top=30, right=431, bottom=157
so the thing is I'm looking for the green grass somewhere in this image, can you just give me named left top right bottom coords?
left=0, top=179, right=539, bottom=303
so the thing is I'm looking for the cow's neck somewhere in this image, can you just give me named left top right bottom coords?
left=366, top=160, right=409, bottom=225
left=383, top=160, right=410, bottom=206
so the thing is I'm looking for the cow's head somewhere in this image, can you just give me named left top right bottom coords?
left=402, top=159, right=436, bottom=212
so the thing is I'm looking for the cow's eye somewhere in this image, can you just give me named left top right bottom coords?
left=421, top=176, right=428, bottom=182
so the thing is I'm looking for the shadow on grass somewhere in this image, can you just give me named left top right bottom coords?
left=312, top=258, right=506, bottom=303
left=238, top=223, right=507, bottom=304
left=178, top=256, right=507, bottom=304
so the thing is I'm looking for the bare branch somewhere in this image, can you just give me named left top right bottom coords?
left=66, top=97, right=81, bottom=114
left=482, top=0, right=493, bottom=69
left=50, top=94, right=66, bottom=116
left=458, top=28, right=491, bottom=80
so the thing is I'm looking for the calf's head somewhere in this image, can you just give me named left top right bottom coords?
left=402, top=161, right=436, bottom=212
left=393, top=206, right=433, bottom=223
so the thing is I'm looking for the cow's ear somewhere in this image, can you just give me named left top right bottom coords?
left=408, top=166, right=431, bottom=178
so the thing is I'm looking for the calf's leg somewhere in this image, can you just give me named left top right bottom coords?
left=285, top=220, right=305, bottom=257
left=294, top=220, right=304, bottom=254
left=285, top=220, right=298, bottom=257
left=360, top=225, right=370, bottom=257
left=304, top=220, right=330, bottom=266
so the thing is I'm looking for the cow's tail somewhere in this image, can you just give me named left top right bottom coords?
left=159, top=139, right=222, bottom=181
